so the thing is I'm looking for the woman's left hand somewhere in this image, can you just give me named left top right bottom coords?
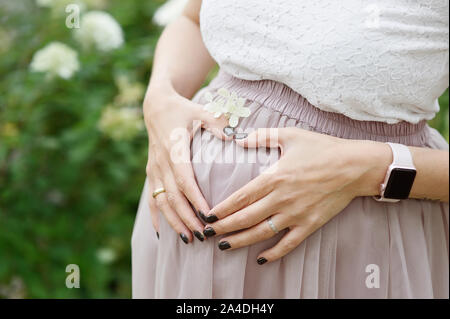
left=202, top=127, right=391, bottom=264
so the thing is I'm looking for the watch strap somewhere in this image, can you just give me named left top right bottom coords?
left=387, top=142, right=414, bottom=169
left=374, top=142, right=416, bottom=202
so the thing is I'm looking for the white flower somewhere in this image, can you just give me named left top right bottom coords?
left=98, top=105, right=144, bottom=140
left=203, top=88, right=251, bottom=127
left=203, top=90, right=227, bottom=118
left=153, top=0, right=188, bottom=27
left=30, top=42, right=80, bottom=79
left=96, top=247, right=116, bottom=264
left=74, top=11, right=124, bottom=52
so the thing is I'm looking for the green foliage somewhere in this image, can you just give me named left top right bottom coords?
left=0, top=0, right=448, bottom=299
left=0, top=0, right=164, bottom=298
left=433, top=89, right=449, bottom=141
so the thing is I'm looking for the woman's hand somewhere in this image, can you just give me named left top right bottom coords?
left=202, top=127, right=391, bottom=263
left=144, top=83, right=229, bottom=243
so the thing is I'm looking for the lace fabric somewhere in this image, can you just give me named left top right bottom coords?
left=199, top=0, right=449, bottom=124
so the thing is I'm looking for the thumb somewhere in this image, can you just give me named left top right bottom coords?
left=234, top=128, right=283, bottom=149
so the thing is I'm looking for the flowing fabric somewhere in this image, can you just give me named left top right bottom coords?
left=131, top=70, right=449, bottom=299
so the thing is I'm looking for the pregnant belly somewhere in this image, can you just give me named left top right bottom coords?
left=191, top=119, right=283, bottom=209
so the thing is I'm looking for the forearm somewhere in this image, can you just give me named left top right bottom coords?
left=147, top=2, right=215, bottom=100
left=351, top=140, right=449, bottom=202
left=408, top=146, right=449, bottom=201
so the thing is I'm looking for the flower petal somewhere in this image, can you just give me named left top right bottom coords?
left=217, top=87, right=230, bottom=98
left=229, top=115, right=239, bottom=127
left=224, top=100, right=236, bottom=113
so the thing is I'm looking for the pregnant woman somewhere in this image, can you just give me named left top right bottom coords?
left=132, top=0, right=449, bottom=298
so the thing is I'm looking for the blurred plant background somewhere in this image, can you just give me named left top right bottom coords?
left=0, top=0, right=448, bottom=299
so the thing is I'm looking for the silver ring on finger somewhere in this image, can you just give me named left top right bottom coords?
left=267, top=217, right=279, bottom=234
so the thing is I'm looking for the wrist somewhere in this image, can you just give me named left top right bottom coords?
left=345, top=140, right=392, bottom=197
left=146, top=77, right=177, bottom=100
left=144, top=79, right=178, bottom=113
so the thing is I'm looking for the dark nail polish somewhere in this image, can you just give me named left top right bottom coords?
left=156, top=232, right=159, bottom=240
left=180, top=233, right=189, bottom=244
left=203, top=226, right=216, bottom=237
left=218, top=241, right=231, bottom=250
left=233, top=132, right=248, bottom=140
left=257, top=257, right=267, bottom=265
left=199, top=210, right=207, bottom=222
left=193, top=231, right=205, bottom=242
left=223, top=126, right=235, bottom=137
left=204, top=214, right=218, bottom=223
left=199, top=211, right=218, bottom=223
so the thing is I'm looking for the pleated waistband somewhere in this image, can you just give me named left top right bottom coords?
left=208, top=70, right=430, bottom=146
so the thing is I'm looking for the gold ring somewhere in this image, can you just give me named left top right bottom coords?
left=152, top=187, right=166, bottom=198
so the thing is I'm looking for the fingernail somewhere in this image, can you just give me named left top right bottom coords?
left=233, top=132, right=248, bottom=140
left=223, top=126, right=235, bottom=137
left=257, top=257, right=267, bottom=265
left=199, top=211, right=218, bottom=223
left=199, top=210, right=208, bottom=222
left=218, top=241, right=231, bottom=250
left=156, top=232, right=159, bottom=240
left=203, top=226, right=216, bottom=237
left=180, top=233, right=189, bottom=244
left=193, top=231, right=205, bottom=242
left=204, top=214, right=218, bottom=223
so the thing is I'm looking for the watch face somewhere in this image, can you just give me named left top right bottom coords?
left=384, top=168, right=417, bottom=200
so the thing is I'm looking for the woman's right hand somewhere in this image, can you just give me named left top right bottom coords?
left=143, top=83, right=230, bottom=243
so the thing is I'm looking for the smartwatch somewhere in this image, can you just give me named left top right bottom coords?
left=374, top=142, right=416, bottom=202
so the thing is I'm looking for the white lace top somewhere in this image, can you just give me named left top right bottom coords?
left=199, top=0, right=449, bottom=123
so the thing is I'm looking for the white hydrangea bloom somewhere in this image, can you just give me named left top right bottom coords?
left=96, top=247, right=116, bottom=264
left=98, top=106, right=144, bottom=140
left=30, top=42, right=80, bottom=79
left=204, top=88, right=251, bottom=127
left=74, top=11, right=124, bottom=52
left=153, top=0, right=188, bottom=27
left=203, top=91, right=227, bottom=118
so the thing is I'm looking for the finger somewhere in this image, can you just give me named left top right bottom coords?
left=153, top=190, right=193, bottom=244
left=167, top=138, right=210, bottom=216
left=162, top=167, right=206, bottom=242
left=204, top=194, right=279, bottom=236
left=256, top=226, right=308, bottom=265
left=171, top=160, right=210, bottom=214
left=147, top=176, right=160, bottom=238
left=234, top=127, right=283, bottom=149
left=205, top=173, right=274, bottom=221
left=217, top=213, right=290, bottom=251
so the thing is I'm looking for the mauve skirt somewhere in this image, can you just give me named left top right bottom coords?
left=131, top=70, right=449, bottom=299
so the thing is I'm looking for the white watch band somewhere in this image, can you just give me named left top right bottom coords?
left=374, top=142, right=416, bottom=202
left=387, top=142, right=414, bottom=168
